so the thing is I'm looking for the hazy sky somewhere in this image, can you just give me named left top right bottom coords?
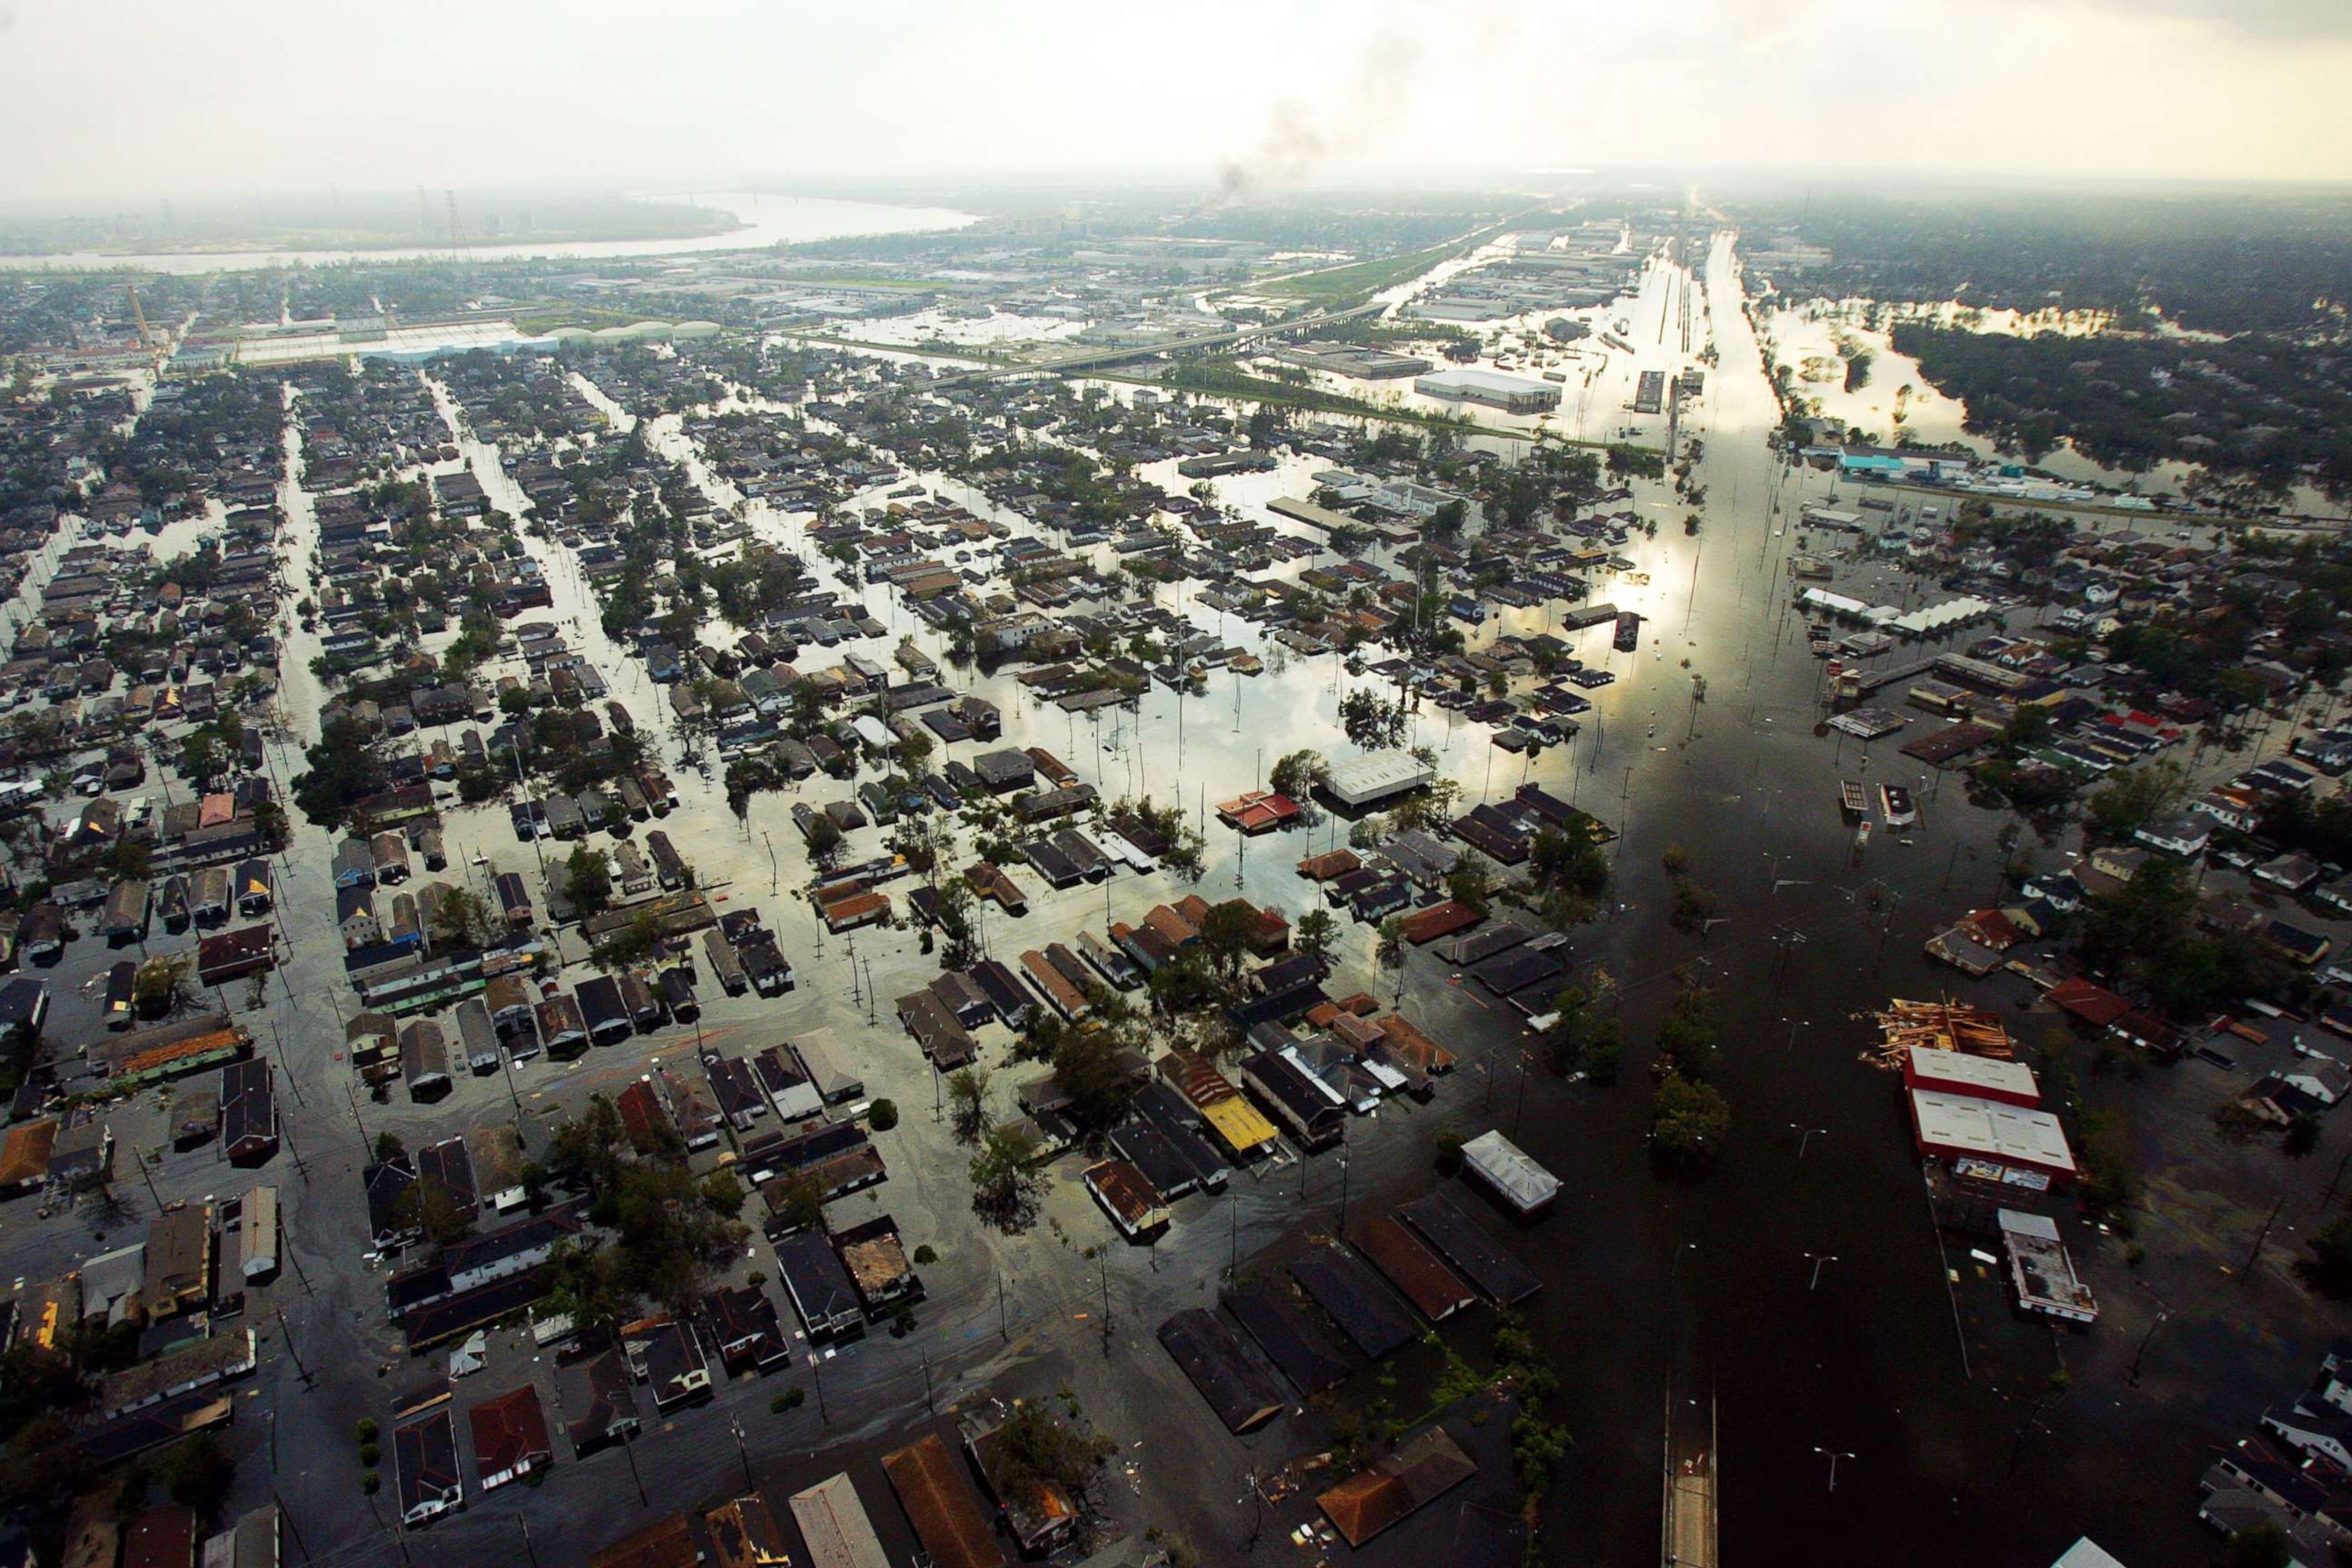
left=3, top=0, right=2348, bottom=203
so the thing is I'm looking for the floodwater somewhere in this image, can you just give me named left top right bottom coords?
left=0, top=190, right=978, bottom=273
left=211, top=225, right=2271, bottom=1565
left=735, top=230, right=2210, bottom=1565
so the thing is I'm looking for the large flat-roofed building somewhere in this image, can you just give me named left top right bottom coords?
left=1413, top=367, right=1561, bottom=413
left=1324, top=751, right=1436, bottom=810
left=1903, top=1046, right=2040, bottom=1109
left=1909, top=1088, right=2077, bottom=1189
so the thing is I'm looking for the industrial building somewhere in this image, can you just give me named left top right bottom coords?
left=1412, top=367, right=1562, bottom=413
left=1323, top=751, right=1437, bottom=810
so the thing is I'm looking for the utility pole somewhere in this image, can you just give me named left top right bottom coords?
left=274, top=1305, right=312, bottom=1387
left=729, top=1417, right=754, bottom=1490
left=2128, top=1305, right=2171, bottom=1386
left=519, top=1516, right=541, bottom=1568
left=2238, top=1192, right=2288, bottom=1288
left=620, top=1431, right=648, bottom=1506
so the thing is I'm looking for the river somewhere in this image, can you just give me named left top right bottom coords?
left=0, top=190, right=978, bottom=273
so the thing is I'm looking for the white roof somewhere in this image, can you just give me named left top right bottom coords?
left=1906, top=1047, right=2040, bottom=1102
left=1462, top=1130, right=1560, bottom=1210
left=1325, top=750, right=1436, bottom=806
left=1798, top=587, right=1869, bottom=616
left=851, top=715, right=894, bottom=750
left=1414, top=367, right=1555, bottom=396
left=1909, top=1089, right=2077, bottom=1174
left=791, top=1473, right=892, bottom=1568
left=2050, top=1539, right=2128, bottom=1568
left=1889, top=596, right=1994, bottom=635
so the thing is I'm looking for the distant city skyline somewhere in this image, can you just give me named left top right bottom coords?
left=3, top=0, right=2349, bottom=202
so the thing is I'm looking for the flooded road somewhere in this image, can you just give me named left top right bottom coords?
left=298, top=227, right=2262, bottom=1565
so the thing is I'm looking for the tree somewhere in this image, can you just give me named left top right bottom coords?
left=805, top=812, right=844, bottom=868
left=2285, top=1114, right=2321, bottom=1158
left=1651, top=1072, right=1731, bottom=1168
left=947, top=1067, right=993, bottom=1147
left=290, top=714, right=381, bottom=828
left=1338, top=689, right=1408, bottom=751
left=1446, top=861, right=1495, bottom=916
left=565, top=844, right=612, bottom=922
left=970, top=1123, right=1046, bottom=1233
left=1268, top=749, right=1328, bottom=802
left=2308, top=1207, right=2352, bottom=1297
left=428, top=887, right=492, bottom=952
left=697, top=1171, right=746, bottom=1218
left=1294, top=908, right=1339, bottom=965
left=70, top=1168, right=138, bottom=1230
left=2223, top=1523, right=2292, bottom=1568
left=1654, top=985, right=1720, bottom=1078
left=867, top=1097, right=900, bottom=1132
left=160, top=1432, right=235, bottom=1521
left=1054, top=1028, right=1135, bottom=1134
left=1376, top=915, right=1407, bottom=972
left=132, top=955, right=191, bottom=1020
left=764, top=1171, right=827, bottom=1237
left=2085, top=760, right=2187, bottom=844
left=980, top=1403, right=1115, bottom=1522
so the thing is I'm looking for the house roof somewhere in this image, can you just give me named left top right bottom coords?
left=589, top=1513, right=706, bottom=1568
left=467, top=1384, right=551, bottom=1482
left=1317, top=1424, right=1478, bottom=1546
left=882, top=1432, right=1005, bottom=1568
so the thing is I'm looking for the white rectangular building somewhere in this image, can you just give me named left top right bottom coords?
left=1325, top=751, right=1436, bottom=809
left=1413, top=368, right=1562, bottom=413
left=1462, top=1130, right=1560, bottom=1214
left=1909, top=1088, right=2077, bottom=1189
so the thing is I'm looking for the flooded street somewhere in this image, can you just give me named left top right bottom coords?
left=97, top=225, right=2290, bottom=1568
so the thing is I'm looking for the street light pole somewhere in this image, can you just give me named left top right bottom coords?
left=2127, top=1307, right=2171, bottom=1386
left=1813, top=1446, right=1853, bottom=1492
left=1805, top=1252, right=1839, bottom=1291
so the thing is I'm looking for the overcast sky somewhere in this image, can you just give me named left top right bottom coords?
left=2, top=0, right=2347, bottom=204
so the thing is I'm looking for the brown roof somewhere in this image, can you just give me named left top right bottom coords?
left=1400, top=901, right=1481, bottom=945
left=0, top=1118, right=57, bottom=1187
left=1349, top=1215, right=1475, bottom=1322
left=1298, top=848, right=1363, bottom=880
left=882, top=1432, right=1004, bottom=1568
left=1317, top=1425, right=1478, bottom=1547
left=468, top=1385, right=551, bottom=1482
left=1157, top=1048, right=1239, bottom=1108
left=121, top=1504, right=197, bottom=1568
left=590, top=1514, right=705, bottom=1568
left=1372, top=1012, right=1455, bottom=1073
left=1083, top=1159, right=1165, bottom=1229
left=703, top=1494, right=792, bottom=1568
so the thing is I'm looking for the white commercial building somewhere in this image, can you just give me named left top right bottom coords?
left=1413, top=367, right=1562, bottom=413
left=1461, top=1130, right=1560, bottom=1214
left=1325, top=751, right=1436, bottom=809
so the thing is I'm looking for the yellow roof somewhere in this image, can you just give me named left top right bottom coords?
left=1200, top=1096, right=1278, bottom=1153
